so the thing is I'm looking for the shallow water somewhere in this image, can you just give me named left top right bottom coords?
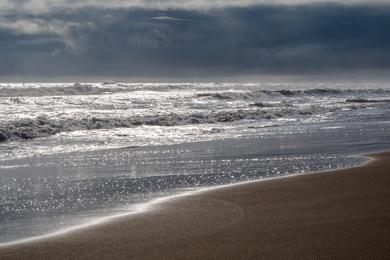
left=1, top=81, right=390, bottom=244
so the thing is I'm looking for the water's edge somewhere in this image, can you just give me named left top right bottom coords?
left=0, top=150, right=383, bottom=249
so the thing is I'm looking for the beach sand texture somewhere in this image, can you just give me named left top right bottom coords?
left=1, top=152, right=390, bottom=260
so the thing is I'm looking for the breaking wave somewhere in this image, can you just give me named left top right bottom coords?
left=0, top=107, right=321, bottom=142
left=195, top=88, right=390, bottom=101
left=1, top=83, right=390, bottom=143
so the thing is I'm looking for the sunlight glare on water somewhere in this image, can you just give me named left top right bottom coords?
left=1, top=81, right=390, bottom=243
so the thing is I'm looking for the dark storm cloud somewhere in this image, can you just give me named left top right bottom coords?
left=0, top=3, right=390, bottom=77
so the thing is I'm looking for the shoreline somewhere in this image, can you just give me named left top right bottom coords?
left=0, top=152, right=371, bottom=248
left=1, top=151, right=390, bottom=259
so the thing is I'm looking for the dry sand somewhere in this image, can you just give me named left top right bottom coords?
left=1, top=152, right=390, bottom=259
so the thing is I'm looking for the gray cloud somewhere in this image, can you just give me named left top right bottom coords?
left=0, top=0, right=389, bottom=14
left=0, top=3, right=390, bottom=78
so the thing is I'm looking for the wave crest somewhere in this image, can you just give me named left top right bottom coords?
left=0, top=107, right=319, bottom=142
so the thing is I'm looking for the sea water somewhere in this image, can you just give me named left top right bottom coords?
left=1, top=81, right=390, bottom=243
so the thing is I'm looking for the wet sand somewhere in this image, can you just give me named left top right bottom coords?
left=1, top=152, right=390, bottom=259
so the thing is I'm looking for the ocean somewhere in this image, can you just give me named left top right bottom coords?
left=1, top=81, right=390, bottom=244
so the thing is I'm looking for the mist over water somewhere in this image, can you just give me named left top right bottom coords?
left=1, top=81, right=390, bottom=244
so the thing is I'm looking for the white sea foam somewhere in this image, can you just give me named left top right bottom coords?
left=1, top=82, right=388, bottom=143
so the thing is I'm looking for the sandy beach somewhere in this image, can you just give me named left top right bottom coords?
left=1, top=152, right=390, bottom=259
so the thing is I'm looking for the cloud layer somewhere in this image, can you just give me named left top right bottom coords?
left=0, top=2, right=389, bottom=78
left=0, top=0, right=388, bottom=13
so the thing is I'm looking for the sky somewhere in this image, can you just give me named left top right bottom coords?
left=0, top=0, right=390, bottom=80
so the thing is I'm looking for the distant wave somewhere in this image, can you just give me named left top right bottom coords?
left=248, top=102, right=290, bottom=108
left=195, top=91, right=269, bottom=101
left=277, top=88, right=349, bottom=96
left=346, top=98, right=390, bottom=103
left=194, top=89, right=337, bottom=101
left=272, top=88, right=390, bottom=96
left=0, top=83, right=192, bottom=97
left=195, top=88, right=390, bottom=101
left=2, top=83, right=389, bottom=98
left=0, top=107, right=320, bottom=142
left=0, top=83, right=130, bottom=97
